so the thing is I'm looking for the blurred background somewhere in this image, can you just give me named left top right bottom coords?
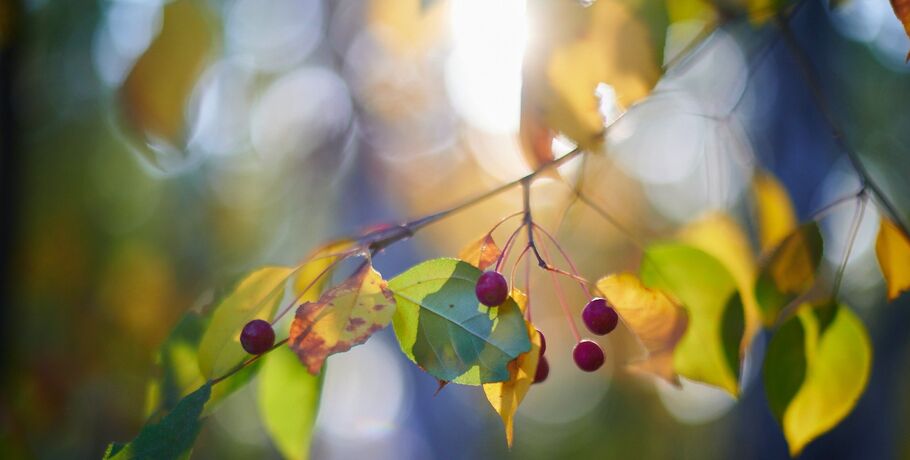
left=1, top=0, right=909, bottom=458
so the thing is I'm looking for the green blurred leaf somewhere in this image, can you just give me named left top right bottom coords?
left=146, top=311, right=261, bottom=417
left=105, top=382, right=212, bottom=460
left=755, top=222, right=823, bottom=326
left=763, top=303, right=871, bottom=456
left=258, top=346, right=322, bottom=460
left=640, top=243, right=744, bottom=396
left=390, top=258, right=530, bottom=385
left=198, top=267, right=295, bottom=379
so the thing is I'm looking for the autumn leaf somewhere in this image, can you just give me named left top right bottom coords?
left=522, top=0, right=659, bottom=152
left=390, top=258, right=531, bottom=385
left=752, top=171, right=798, bottom=252
left=198, top=267, right=296, bottom=379
left=890, top=0, right=910, bottom=61
left=876, top=217, right=910, bottom=301
left=678, top=212, right=761, bottom=351
left=483, top=290, right=540, bottom=447
left=258, top=346, right=322, bottom=460
left=755, top=222, right=823, bottom=325
left=640, top=244, right=745, bottom=396
left=105, top=382, right=212, bottom=460
left=595, top=273, right=687, bottom=384
left=458, top=233, right=502, bottom=271
left=294, top=239, right=359, bottom=295
left=119, top=0, right=214, bottom=149
left=764, top=302, right=871, bottom=456
left=289, top=262, right=396, bottom=374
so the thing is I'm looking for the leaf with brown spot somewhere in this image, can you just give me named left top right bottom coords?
left=458, top=233, right=502, bottom=271
left=483, top=290, right=540, bottom=447
left=876, top=217, right=910, bottom=301
left=595, top=273, right=688, bottom=385
left=289, top=263, right=396, bottom=374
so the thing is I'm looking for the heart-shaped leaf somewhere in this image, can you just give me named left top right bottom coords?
left=390, top=258, right=531, bottom=385
left=763, top=302, right=871, bottom=456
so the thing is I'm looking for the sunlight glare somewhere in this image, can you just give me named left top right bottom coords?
left=446, top=0, right=528, bottom=134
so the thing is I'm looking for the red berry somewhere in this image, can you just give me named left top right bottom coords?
left=582, top=298, right=618, bottom=335
left=537, top=329, right=546, bottom=356
left=534, top=356, right=550, bottom=383
left=241, top=319, right=275, bottom=355
left=475, top=271, right=509, bottom=306
left=573, top=340, right=605, bottom=372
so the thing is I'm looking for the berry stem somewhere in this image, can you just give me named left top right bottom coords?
left=271, top=249, right=362, bottom=324
left=532, top=223, right=591, bottom=297
left=537, top=236, right=581, bottom=342
left=832, top=193, right=867, bottom=299
left=524, top=246, right=533, bottom=322
left=495, top=223, right=526, bottom=272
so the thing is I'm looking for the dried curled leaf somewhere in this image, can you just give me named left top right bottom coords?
left=764, top=302, right=871, bottom=456
left=752, top=171, right=798, bottom=253
left=289, top=262, right=396, bottom=374
left=891, top=0, right=910, bottom=61
left=875, top=217, right=910, bottom=301
left=458, top=233, right=502, bottom=271
left=483, top=290, right=540, bottom=447
left=595, top=273, right=688, bottom=385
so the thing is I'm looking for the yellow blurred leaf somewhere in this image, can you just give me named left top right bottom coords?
left=290, top=263, right=396, bottom=374
left=595, top=273, right=688, bottom=384
left=522, top=0, right=659, bottom=151
left=483, top=290, right=540, bottom=447
left=367, top=0, right=448, bottom=54
left=875, top=218, right=910, bottom=301
left=678, top=212, right=761, bottom=350
left=120, top=0, right=215, bottom=147
left=752, top=171, right=798, bottom=253
left=294, top=239, right=358, bottom=295
left=764, top=303, right=871, bottom=456
left=458, top=233, right=502, bottom=271
left=198, top=267, right=294, bottom=378
left=756, top=223, right=823, bottom=325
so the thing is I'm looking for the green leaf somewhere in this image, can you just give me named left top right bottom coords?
left=198, top=267, right=295, bottom=379
left=763, top=302, right=872, bottom=456
left=105, top=382, right=212, bottom=460
left=640, top=243, right=744, bottom=396
left=389, top=258, right=531, bottom=385
left=755, top=222, right=823, bottom=326
left=258, top=346, right=323, bottom=460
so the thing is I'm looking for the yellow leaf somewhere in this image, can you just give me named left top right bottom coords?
left=772, top=304, right=872, bottom=456
left=289, top=263, right=396, bottom=374
left=294, top=239, right=358, bottom=296
left=523, top=0, right=659, bottom=150
left=875, top=218, right=910, bottom=301
left=119, top=0, right=214, bottom=147
left=198, top=267, right=295, bottom=378
left=752, top=171, right=798, bottom=253
left=482, top=289, right=540, bottom=447
left=678, top=212, right=761, bottom=350
left=458, top=233, right=502, bottom=271
left=595, top=274, right=688, bottom=384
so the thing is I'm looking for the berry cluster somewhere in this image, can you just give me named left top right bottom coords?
left=474, top=270, right=619, bottom=378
